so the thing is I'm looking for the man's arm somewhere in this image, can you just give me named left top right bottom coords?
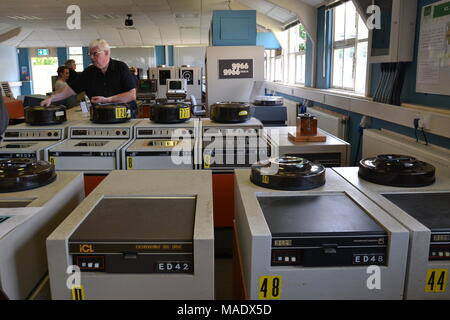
left=40, top=86, right=77, bottom=107
left=91, top=88, right=136, bottom=104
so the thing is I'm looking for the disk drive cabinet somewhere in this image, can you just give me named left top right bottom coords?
left=334, top=167, right=450, bottom=299
left=149, top=66, right=179, bottom=99
left=205, top=46, right=264, bottom=107
left=46, top=170, right=214, bottom=300
left=264, top=127, right=351, bottom=167
left=0, top=172, right=84, bottom=299
left=234, top=169, right=409, bottom=299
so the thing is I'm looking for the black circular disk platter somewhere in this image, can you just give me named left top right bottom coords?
left=151, top=103, right=191, bottom=123
left=90, top=103, right=130, bottom=124
left=253, top=96, right=284, bottom=106
left=0, top=159, right=57, bottom=193
left=359, top=154, right=436, bottom=187
left=209, top=102, right=254, bottom=123
left=25, top=105, right=67, bottom=125
left=250, top=157, right=326, bottom=190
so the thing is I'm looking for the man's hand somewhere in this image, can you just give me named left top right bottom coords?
left=40, top=96, right=52, bottom=107
left=91, top=96, right=111, bottom=104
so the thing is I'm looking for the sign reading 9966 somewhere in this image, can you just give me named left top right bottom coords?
left=218, top=59, right=253, bottom=79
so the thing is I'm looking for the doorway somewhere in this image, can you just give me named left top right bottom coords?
left=31, top=56, right=58, bottom=95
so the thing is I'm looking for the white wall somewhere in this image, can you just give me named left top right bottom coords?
left=0, top=44, right=20, bottom=97
left=110, top=47, right=155, bottom=73
left=173, top=46, right=206, bottom=68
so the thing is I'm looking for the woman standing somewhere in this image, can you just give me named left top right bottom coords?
left=54, top=66, right=70, bottom=91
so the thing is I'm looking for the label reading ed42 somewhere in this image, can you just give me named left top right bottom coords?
left=425, top=269, right=448, bottom=293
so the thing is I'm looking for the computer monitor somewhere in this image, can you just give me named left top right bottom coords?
left=167, top=79, right=187, bottom=92
left=137, top=79, right=157, bottom=93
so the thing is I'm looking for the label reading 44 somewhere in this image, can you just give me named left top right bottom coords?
left=425, top=269, right=448, bottom=293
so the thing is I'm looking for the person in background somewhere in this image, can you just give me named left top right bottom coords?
left=129, top=66, right=139, bottom=86
left=54, top=66, right=70, bottom=91
left=41, top=39, right=137, bottom=117
left=65, top=59, right=78, bottom=86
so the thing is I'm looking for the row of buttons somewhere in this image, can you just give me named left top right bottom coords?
left=81, top=262, right=101, bottom=269
left=276, top=256, right=297, bottom=263
left=431, top=251, right=450, bottom=258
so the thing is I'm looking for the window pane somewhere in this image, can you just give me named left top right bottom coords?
left=334, top=5, right=346, bottom=41
left=69, top=47, right=82, bottom=55
left=343, top=47, right=355, bottom=89
left=296, top=54, right=305, bottom=84
left=345, top=1, right=357, bottom=40
left=70, top=55, right=84, bottom=67
left=270, top=57, right=275, bottom=81
left=333, top=48, right=344, bottom=88
left=288, top=54, right=295, bottom=83
left=275, top=57, right=283, bottom=81
left=358, top=16, right=369, bottom=40
left=355, top=41, right=368, bottom=94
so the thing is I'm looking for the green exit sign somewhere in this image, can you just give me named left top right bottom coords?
left=37, top=49, right=49, bottom=56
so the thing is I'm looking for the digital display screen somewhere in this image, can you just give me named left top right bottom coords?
left=138, top=79, right=157, bottom=93
left=169, top=81, right=182, bottom=90
left=75, top=141, right=109, bottom=147
left=432, top=234, right=450, bottom=242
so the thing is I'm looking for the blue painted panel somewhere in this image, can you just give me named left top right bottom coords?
left=305, top=36, right=313, bottom=87
left=221, top=18, right=249, bottom=40
left=17, top=48, right=32, bottom=95
left=82, top=47, right=91, bottom=70
left=212, top=10, right=256, bottom=46
left=167, top=46, right=174, bottom=66
left=315, top=7, right=332, bottom=89
left=256, top=32, right=281, bottom=49
left=57, top=47, right=68, bottom=67
left=155, top=46, right=165, bottom=66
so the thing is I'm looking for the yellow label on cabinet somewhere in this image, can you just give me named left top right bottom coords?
left=204, top=154, right=211, bottom=169
left=71, top=285, right=85, bottom=300
left=425, top=269, right=448, bottom=293
left=179, top=107, right=191, bottom=119
left=127, top=156, right=133, bottom=169
left=115, top=107, right=128, bottom=119
left=258, top=276, right=282, bottom=299
left=49, top=157, right=56, bottom=166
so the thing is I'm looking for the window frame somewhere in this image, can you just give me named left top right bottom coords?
left=331, top=1, right=369, bottom=94
left=68, top=46, right=84, bottom=69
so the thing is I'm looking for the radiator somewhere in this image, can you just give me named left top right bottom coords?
left=284, top=98, right=348, bottom=140
left=363, top=129, right=450, bottom=178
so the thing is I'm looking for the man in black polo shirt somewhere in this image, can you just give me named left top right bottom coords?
left=41, top=39, right=137, bottom=117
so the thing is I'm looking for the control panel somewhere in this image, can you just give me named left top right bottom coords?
left=136, top=128, right=194, bottom=139
left=4, top=129, right=64, bottom=141
left=70, top=127, right=132, bottom=139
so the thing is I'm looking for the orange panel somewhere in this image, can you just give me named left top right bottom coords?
left=212, top=173, right=235, bottom=227
left=83, top=174, right=107, bottom=197
left=3, top=97, right=24, bottom=119
left=138, top=104, right=151, bottom=119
